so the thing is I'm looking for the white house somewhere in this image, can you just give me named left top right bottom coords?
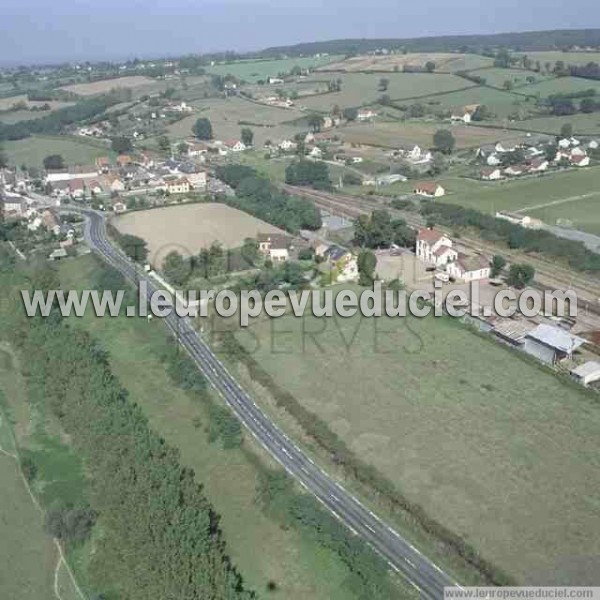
left=528, top=158, right=549, bottom=173
left=308, top=146, right=323, bottom=159
left=166, top=177, right=190, bottom=194
left=558, top=138, right=571, bottom=149
left=504, top=165, right=525, bottom=177
left=495, top=142, right=516, bottom=153
left=446, top=252, right=491, bottom=282
left=480, top=167, right=503, bottom=181
left=357, top=108, right=377, bottom=121
left=572, top=154, right=590, bottom=167
left=570, top=146, right=587, bottom=157
left=486, top=153, right=502, bottom=166
left=588, top=140, right=599, bottom=150
left=227, top=140, right=247, bottom=153
left=416, top=229, right=457, bottom=267
left=257, top=233, right=291, bottom=263
left=414, top=182, right=445, bottom=197
left=187, top=171, right=207, bottom=190
left=279, top=139, right=297, bottom=152
left=1, top=196, right=26, bottom=218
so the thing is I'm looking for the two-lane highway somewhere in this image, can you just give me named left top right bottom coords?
left=82, top=209, right=461, bottom=599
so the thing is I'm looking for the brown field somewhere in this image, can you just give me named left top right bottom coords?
left=60, top=76, right=154, bottom=96
left=338, top=121, right=532, bottom=149
left=318, top=53, right=493, bottom=73
left=113, top=203, right=284, bottom=266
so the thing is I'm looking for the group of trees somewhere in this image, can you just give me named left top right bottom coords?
left=420, top=202, right=600, bottom=273
left=12, top=278, right=254, bottom=599
left=547, top=90, right=600, bottom=116
left=192, top=117, right=213, bottom=140
left=0, top=91, right=126, bottom=141
left=433, top=129, right=455, bottom=154
left=285, top=160, right=331, bottom=189
left=216, top=164, right=322, bottom=232
left=354, top=209, right=415, bottom=249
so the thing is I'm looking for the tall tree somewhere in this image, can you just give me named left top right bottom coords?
left=163, top=250, right=189, bottom=286
left=241, top=127, right=254, bottom=147
left=433, top=129, right=455, bottom=154
left=193, top=117, right=213, bottom=140
left=43, top=154, right=65, bottom=170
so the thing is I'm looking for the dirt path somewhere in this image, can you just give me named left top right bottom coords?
left=0, top=414, right=87, bottom=600
left=514, top=191, right=600, bottom=213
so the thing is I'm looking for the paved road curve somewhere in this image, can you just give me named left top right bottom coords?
left=82, top=209, right=461, bottom=599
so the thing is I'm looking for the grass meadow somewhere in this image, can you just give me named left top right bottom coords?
left=234, top=296, right=600, bottom=585
left=55, top=255, right=377, bottom=600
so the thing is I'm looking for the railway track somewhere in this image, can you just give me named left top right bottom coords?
left=284, top=184, right=600, bottom=311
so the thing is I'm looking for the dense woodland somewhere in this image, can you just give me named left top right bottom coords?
left=260, top=30, right=600, bottom=58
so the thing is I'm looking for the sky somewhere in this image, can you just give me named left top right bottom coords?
left=1, top=0, right=599, bottom=65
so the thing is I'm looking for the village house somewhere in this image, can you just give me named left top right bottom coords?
left=486, top=153, right=502, bottom=166
left=588, top=140, right=599, bottom=150
left=186, top=171, right=207, bottom=190
left=116, top=155, right=133, bottom=168
left=356, top=108, right=377, bottom=121
left=414, top=182, right=445, bottom=197
left=226, top=140, right=247, bottom=153
left=113, top=201, right=127, bottom=213
left=279, top=139, right=297, bottom=152
left=68, top=179, right=86, bottom=199
left=96, top=157, right=111, bottom=173
left=446, top=252, right=491, bottom=282
left=1, top=195, right=26, bottom=218
left=108, top=176, right=126, bottom=193
left=72, top=165, right=98, bottom=178
left=451, top=104, right=478, bottom=124
left=504, top=164, right=526, bottom=177
left=308, top=146, right=323, bottom=159
left=166, top=177, right=191, bottom=194
left=42, top=210, right=61, bottom=235
left=323, top=245, right=358, bottom=281
left=88, top=180, right=104, bottom=195
left=572, top=154, right=590, bottom=167
left=45, top=169, right=72, bottom=183
left=480, top=167, right=503, bottom=181
left=416, top=229, right=457, bottom=267
left=528, top=158, right=549, bottom=173
left=495, top=142, right=517, bottom=153
left=257, top=233, right=292, bottom=263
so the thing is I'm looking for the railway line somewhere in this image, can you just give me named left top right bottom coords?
left=284, top=185, right=600, bottom=314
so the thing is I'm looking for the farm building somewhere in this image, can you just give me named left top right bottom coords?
left=414, top=182, right=445, bottom=197
left=523, top=324, right=586, bottom=365
left=446, top=252, right=491, bottom=282
left=571, top=361, right=600, bottom=387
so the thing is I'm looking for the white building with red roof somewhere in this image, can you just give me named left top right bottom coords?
left=416, top=229, right=457, bottom=267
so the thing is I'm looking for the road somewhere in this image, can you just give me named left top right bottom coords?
left=81, top=209, right=460, bottom=599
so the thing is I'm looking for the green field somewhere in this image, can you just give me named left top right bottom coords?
left=206, top=56, right=342, bottom=83
left=520, top=76, right=600, bottom=98
left=236, top=300, right=600, bottom=585
left=437, top=167, right=600, bottom=233
left=427, top=86, right=529, bottom=117
left=166, top=96, right=304, bottom=145
left=3, top=135, right=113, bottom=168
left=523, top=51, right=600, bottom=67
left=465, top=68, right=553, bottom=89
left=502, top=112, right=600, bottom=135
left=338, top=120, right=531, bottom=150
left=0, top=352, right=75, bottom=600
left=298, top=72, right=471, bottom=111
left=523, top=193, right=600, bottom=234
left=56, top=255, right=368, bottom=600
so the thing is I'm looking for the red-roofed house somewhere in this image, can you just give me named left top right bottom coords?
left=572, top=154, right=590, bottom=167
left=416, top=229, right=457, bottom=267
left=69, top=179, right=85, bottom=199
left=414, top=182, right=445, bottom=197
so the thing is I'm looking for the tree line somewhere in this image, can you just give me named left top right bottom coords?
left=420, top=202, right=600, bottom=273
left=0, top=90, right=129, bottom=141
left=215, top=164, right=322, bottom=232
left=11, top=268, right=255, bottom=600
